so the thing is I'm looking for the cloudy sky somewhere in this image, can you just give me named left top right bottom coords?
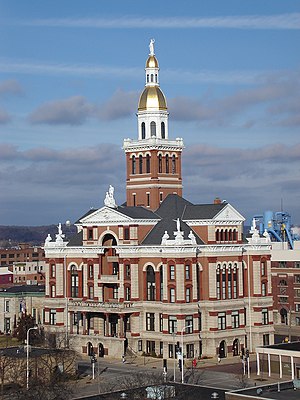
left=0, top=0, right=299, bottom=227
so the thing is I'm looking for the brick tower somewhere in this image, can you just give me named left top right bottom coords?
left=123, top=39, right=184, bottom=210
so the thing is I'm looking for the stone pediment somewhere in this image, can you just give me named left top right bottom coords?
left=79, top=207, right=133, bottom=225
left=214, top=204, right=245, bottom=222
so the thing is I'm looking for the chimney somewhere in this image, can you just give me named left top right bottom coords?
left=214, top=197, right=221, bottom=204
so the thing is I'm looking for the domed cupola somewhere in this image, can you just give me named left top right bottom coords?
left=137, top=39, right=169, bottom=140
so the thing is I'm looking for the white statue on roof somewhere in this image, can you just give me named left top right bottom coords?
left=149, top=38, right=155, bottom=55
left=104, top=185, right=117, bottom=208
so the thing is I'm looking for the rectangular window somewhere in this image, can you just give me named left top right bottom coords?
left=146, top=340, right=155, bottom=355
left=169, top=265, right=175, bottom=280
left=231, top=311, right=239, bottom=328
left=186, top=344, right=194, bottom=358
left=295, top=289, right=300, bottom=298
left=295, top=275, right=300, bottom=283
left=50, top=264, right=56, bottom=278
left=133, top=194, right=136, bottom=207
left=296, top=317, right=300, bottom=326
left=4, top=318, right=10, bottom=333
left=88, top=285, right=94, bottom=299
left=51, top=285, right=56, bottom=298
left=50, top=309, right=56, bottom=325
left=295, top=303, right=300, bottom=312
left=168, top=316, right=177, bottom=334
left=125, top=264, right=131, bottom=278
left=185, top=265, right=191, bottom=280
left=168, top=344, right=174, bottom=358
left=261, top=261, right=266, bottom=276
left=185, top=316, right=193, bottom=333
left=262, top=282, right=267, bottom=296
left=263, top=334, right=270, bottom=346
left=185, top=287, right=191, bottom=303
left=125, top=286, right=131, bottom=301
left=5, top=300, right=9, bottom=312
left=88, top=228, right=93, bottom=240
left=138, top=340, right=143, bottom=352
left=279, top=261, right=287, bottom=268
left=159, top=313, right=163, bottom=332
left=113, top=286, right=118, bottom=299
left=159, top=192, right=163, bottom=203
left=295, top=262, right=300, bottom=268
left=159, top=342, right=163, bottom=356
left=262, top=308, right=269, bottom=325
left=170, top=288, right=175, bottom=303
left=216, top=274, right=220, bottom=300
left=88, top=265, right=94, bottom=279
left=124, top=227, right=130, bottom=240
left=146, top=193, right=150, bottom=207
left=218, top=312, right=226, bottom=330
left=146, top=313, right=155, bottom=332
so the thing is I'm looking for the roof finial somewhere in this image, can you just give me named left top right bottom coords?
left=149, top=38, right=155, bottom=55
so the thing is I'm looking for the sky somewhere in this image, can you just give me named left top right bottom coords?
left=0, top=0, right=300, bottom=227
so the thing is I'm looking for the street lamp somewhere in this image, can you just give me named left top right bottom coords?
left=26, top=326, right=38, bottom=390
left=181, top=324, right=192, bottom=383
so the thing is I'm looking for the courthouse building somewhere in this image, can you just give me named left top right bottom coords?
left=43, top=42, right=274, bottom=359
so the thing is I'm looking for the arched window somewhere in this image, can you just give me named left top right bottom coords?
left=228, top=265, right=232, bottom=299
left=233, top=264, right=238, bottom=298
left=222, top=266, right=226, bottom=299
left=160, top=266, right=163, bottom=301
left=161, top=122, right=165, bottom=139
left=146, top=154, right=150, bottom=173
left=151, top=74, right=154, bottom=82
left=141, top=122, right=146, bottom=139
left=132, top=156, right=136, bottom=175
left=146, top=75, right=149, bottom=83
left=146, top=266, right=155, bottom=301
left=139, top=155, right=143, bottom=174
left=150, top=121, right=156, bottom=136
left=216, top=265, right=221, bottom=300
left=158, top=154, right=162, bottom=173
left=172, top=155, right=176, bottom=174
left=216, top=230, right=220, bottom=242
left=71, top=266, right=79, bottom=298
left=166, top=154, right=169, bottom=173
left=155, top=74, right=158, bottom=83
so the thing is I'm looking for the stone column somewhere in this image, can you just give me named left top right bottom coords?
left=105, top=313, right=110, bottom=337
left=119, top=314, right=124, bottom=338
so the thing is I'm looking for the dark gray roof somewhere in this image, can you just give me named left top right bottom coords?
left=67, top=230, right=83, bottom=247
left=156, top=194, right=192, bottom=219
left=142, top=218, right=203, bottom=245
left=182, top=203, right=227, bottom=220
left=0, top=285, right=45, bottom=294
left=116, top=205, right=159, bottom=220
left=75, top=208, right=98, bottom=224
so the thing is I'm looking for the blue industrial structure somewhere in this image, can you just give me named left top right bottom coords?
left=253, top=211, right=299, bottom=250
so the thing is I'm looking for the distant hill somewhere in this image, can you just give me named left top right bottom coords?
left=0, top=224, right=77, bottom=247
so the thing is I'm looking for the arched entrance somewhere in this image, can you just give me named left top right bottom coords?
left=232, top=338, right=239, bottom=356
left=219, top=340, right=227, bottom=358
left=98, top=343, right=104, bottom=358
left=87, top=342, right=93, bottom=356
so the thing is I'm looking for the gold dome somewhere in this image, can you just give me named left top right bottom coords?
left=146, top=55, right=159, bottom=68
left=138, top=86, right=167, bottom=111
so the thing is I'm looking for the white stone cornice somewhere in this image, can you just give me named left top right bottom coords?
left=44, top=243, right=271, bottom=259
left=123, top=137, right=184, bottom=153
left=185, top=220, right=244, bottom=226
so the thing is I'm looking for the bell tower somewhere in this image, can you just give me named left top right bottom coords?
left=123, top=40, right=184, bottom=210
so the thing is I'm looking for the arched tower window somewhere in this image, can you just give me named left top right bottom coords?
left=141, top=122, right=146, bottom=139
left=172, top=155, right=176, bottom=174
left=151, top=74, right=154, bottom=82
left=150, top=121, right=156, bottom=137
left=166, top=154, right=169, bottom=173
left=146, top=266, right=155, bottom=301
left=158, top=154, right=162, bottom=173
left=139, top=155, right=143, bottom=174
left=71, top=266, right=79, bottom=298
left=146, top=154, right=151, bottom=173
left=132, top=156, right=136, bottom=175
left=161, top=122, right=165, bottom=139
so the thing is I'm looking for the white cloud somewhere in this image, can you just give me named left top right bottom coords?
left=23, top=13, right=300, bottom=30
left=0, top=79, right=23, bottom=96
